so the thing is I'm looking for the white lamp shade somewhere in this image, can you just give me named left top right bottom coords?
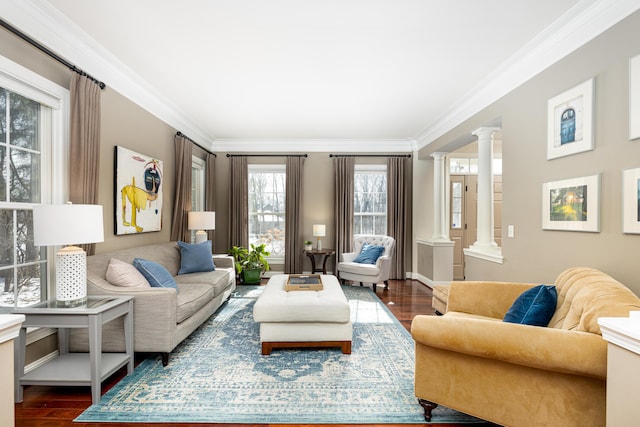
left=188, top=211, right=216, bottom=230
left=313, top=224, right=326, bottom=237
left=33, top=204, right=104, bottom=246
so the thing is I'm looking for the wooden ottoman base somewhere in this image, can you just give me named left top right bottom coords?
left=262, top=340, right=352, bottom=355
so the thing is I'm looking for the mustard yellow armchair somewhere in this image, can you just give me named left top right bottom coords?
left=411, top=267, right=640, bottom=427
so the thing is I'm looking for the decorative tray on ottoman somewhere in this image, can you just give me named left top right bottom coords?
left=285, top=274, right=324, bottom=291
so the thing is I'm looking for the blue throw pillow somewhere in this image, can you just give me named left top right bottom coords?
left=503, top=284, right=557, bottom=327
left=133, top=258, right=178, bottom=292
left=177, top=240, right=215, bottom=275
left=353, top=243, right=386, bottom=264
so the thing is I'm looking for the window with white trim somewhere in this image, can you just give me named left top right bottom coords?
left=248, top=164, right=285, bottom=259
left=354, top=164, right=387, bottom=235
left=0, top=55, right=68, bottom=310
left=190, top=156, right=206, bottom=243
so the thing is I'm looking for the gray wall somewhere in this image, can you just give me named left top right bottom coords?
left=417, top=11, right=640, bottom=292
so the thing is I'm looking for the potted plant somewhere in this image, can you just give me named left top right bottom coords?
left=241, top=243, right=270, bottom=285
left=304, top=240, right=313, bottom=251
left=227, top=245, right=248, bottom=283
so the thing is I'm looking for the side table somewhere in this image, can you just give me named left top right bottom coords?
left=304, top=249, right=336, bottom=274
left=13, top=295, right=134, bottom=405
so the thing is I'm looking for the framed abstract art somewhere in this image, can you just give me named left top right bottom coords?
left=114, top=146, right=163, bottom=235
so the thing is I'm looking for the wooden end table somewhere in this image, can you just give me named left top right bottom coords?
left=304, top=249, right=336, bottom=274
left=13, top=295, right=134, bottom=404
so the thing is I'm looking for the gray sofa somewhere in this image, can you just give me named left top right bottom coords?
left=70, top=241, right=235, bottom=365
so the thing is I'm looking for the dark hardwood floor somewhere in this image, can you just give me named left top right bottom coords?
left=13, top=279, right=482, bottom=427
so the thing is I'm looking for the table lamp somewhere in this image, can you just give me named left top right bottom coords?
left=188, top=211, right=216, bottom=244
left=313, top=224, right=326, bottom=250
left=33, top=203, right=104, bottom=306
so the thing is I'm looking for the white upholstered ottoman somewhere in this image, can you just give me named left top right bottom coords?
left=253, top=274, right=352, bottom=355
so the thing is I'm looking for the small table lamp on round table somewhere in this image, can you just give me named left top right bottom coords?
left=313, top=224, right=326, bottom=250
left=188, top=211, right=216, bottom=244
left=33, top=203, right=104, bottom=306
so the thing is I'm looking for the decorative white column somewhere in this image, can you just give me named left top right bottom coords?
left=469, top=127, right=500, bottom=254
left=431, top=152, right=449, bottom=241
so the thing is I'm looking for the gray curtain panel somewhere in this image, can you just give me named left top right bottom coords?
left=387, top=157, right=411, bottom=280
left=69, top=74, right=101, bottom=255
left=170, top=135, right=192, bottom=242
left=284, top=156, right=305, bottom=273
left=229, top=156, right=249, bottom=248
left=205, top=153, right=216, bottom=250
left=333, top=156, right=355, bottom=263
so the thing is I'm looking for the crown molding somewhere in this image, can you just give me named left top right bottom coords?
left=212, top=139, right=415, bottom=154
left=5, top=0, right=637, bottom=153
left=2, top=0, right=214, bottom=149
left=415, top=0, right=640, bottom=150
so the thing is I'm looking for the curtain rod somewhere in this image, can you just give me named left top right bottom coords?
left=0, top=18, right=106, bottom=90
left=176, top=132, right=216, bottom=157
left=226, top=154, right=308, bottom=158
left=329, top=154, right=411, bottom=158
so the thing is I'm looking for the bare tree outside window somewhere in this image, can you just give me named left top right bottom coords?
left=0, top=88, right=48, bottom=308
left=248, top=165, right=286, bottom=258
left=354, top=167, right=387, bottom=235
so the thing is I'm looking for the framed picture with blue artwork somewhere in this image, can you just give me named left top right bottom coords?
left=547, top=79, right=594, bottom=160
left=114, top=146, right=163, bottom=235
left=622, top=167, right=640, bottom=234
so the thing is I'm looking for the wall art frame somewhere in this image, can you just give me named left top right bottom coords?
left=547, top=78, right=594, bottom=160
left=542, top=174, right=600, bottom=232
left=630, top=54, right=640, bottom=140
left=114, top=146, right=163, bottom=235
left=622, top=167, right=640, bottom=234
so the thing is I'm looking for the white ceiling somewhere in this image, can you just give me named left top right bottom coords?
left=3, top=0, right=639, bottom=152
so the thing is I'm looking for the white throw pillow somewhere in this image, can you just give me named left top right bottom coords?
left=106, top=258, right=150, bottom=288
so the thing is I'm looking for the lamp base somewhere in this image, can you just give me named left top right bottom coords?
left=316, top=238, right=322, bottom=250
left=195, top=230, right=208, bottom=244
left=55, top=245, right=87, bottom=306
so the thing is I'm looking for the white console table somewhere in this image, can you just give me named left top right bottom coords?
left=598, top=314, right=640, bottom=427
left=13, top=296, right=134, bottom=405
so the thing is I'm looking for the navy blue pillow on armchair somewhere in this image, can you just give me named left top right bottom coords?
left=353, top=243, right=385, bottom=264
left=503, top=284, right=557, bottom=327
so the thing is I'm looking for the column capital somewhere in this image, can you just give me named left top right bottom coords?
left=430, top=152, right=448, bottom=160
left=472, top=126, right=501, bottom=138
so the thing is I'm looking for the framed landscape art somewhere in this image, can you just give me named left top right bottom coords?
left=542, top=174, right=600, bottom=232
left=114, top=146, right=163, bottom=235
left=622, top=167, right=640, bottom=234
left=547, top=79, right=594, bottom=160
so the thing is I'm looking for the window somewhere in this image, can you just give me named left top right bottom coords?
left=0, top=55, right=68, bottom=311
left=354, top=165, right=387, bottom=235
left=190, top=156, right=205, bottom=243
left=248, top=164, right=285, bottom=259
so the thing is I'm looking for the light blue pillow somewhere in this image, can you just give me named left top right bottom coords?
left=177, top=240, right=215, bottom=274
left=353, top=243, right=385, bottom=264
left=133, top=258, right=178, bottom=292
left=503, top=284, right=557, bottom=326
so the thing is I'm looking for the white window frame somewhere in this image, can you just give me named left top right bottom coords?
left=248, top=164, right=286, bottom=263
left=189, top=156, right=206, bottom=243
left=0, top=54, right=69, bottom=311
left=354, top=164, right=387, bottom=235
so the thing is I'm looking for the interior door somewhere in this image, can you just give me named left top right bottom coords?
left=450, top=174, right=500, bottom=280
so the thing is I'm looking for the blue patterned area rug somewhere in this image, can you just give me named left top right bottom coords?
left=76, top=285, right=483, bottom=424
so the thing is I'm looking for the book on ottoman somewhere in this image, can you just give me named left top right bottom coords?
left=285, top=274, right=324, bottom=291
